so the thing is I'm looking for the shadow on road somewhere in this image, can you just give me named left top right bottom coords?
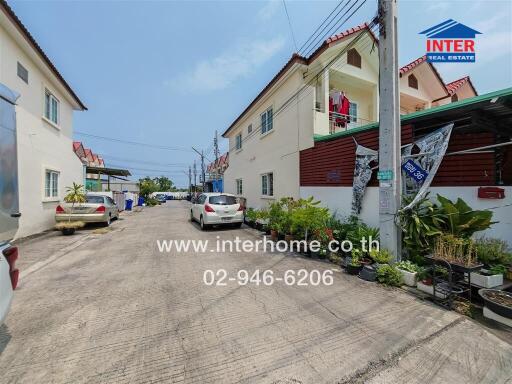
left=0, top=324, right=12, bottom=356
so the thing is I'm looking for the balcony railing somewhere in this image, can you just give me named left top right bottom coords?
left=328, top=111, right=375, bottom=134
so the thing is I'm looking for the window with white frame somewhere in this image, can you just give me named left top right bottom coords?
left=261, top=107, right=273, bottom=134
left=44, top=89, right=59, bottom=125
left=261, top=172, right=273, bottom=196
left=44, top=170, right=59, bottom=198
left=235, top=133, right=242, bottom=150
left=349, top=102, right=358, bottom=123
left=236, top=179, right=243, bottom=195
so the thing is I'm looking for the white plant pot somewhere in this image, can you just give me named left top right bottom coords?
left=398, top=269, right=417, bottom=287
left=470, top=270, right=503, bottom=288
left=417, top=281, right=447, bottom=299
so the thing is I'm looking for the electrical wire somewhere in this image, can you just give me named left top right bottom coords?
left=299, top=0, right=356, bottom=56
left=75, top=131, right=193, bottom=152
left=99, top=154, right=188, bottom=168
left=227, top=21, right=379, bottom=153
left=297, top=0, right=345, bottom=54
left=303, top=0, right=369, bottom=57
left=282, top=0, right=299, bottom=52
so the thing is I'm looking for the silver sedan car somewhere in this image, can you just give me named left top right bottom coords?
left=55, top=194, right=120, bottom=226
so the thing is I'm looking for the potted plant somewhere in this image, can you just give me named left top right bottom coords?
left=416, top=266, right=448, bottom=298
left=479, top=289, right=512, bottom=324
left=427, top=234, right=483, bottom=273
left=471, top=237, right=511, bottom=288
left=245, top=208, right=257, bottom=228
left=346, top=251, right=363, bottom=275
left=395, top=261, right=421, bottom=287
left=369, top=248, right=393, bottom=269
left=55, top=183, right=86, bottom=235
left=376, top=265, right=402, bottom=287
left=359, top=265, right=378, bottom=281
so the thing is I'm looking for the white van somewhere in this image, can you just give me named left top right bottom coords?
left=0, top=83, right=21, bottom=324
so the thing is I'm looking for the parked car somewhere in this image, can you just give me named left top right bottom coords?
left=0, top=82, right=21, bottom=325
left=55, top=193, right=119, bottom=226
left=155, top=194, right=167, bottom=204
left=190, top=193, right=243, bottom=230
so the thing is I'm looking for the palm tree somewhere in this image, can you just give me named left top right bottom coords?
left=64, top=183, right=86, bottom=223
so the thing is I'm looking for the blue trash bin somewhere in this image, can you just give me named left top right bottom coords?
left=125, top=199, right=133, bottom=211
left=138, top=197, right=144, bottom=206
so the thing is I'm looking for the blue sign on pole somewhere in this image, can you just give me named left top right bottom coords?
left=402, top=159, right=428, bottom=183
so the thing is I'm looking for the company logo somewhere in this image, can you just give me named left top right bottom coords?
left=419, top=19, right=481, bottom=63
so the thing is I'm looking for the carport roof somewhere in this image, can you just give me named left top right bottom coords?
left=86, top=166, right=131, bottom=177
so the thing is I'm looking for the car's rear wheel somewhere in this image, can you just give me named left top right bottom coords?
left=200, top=216, right=208, bottom=230
left=190, top=210, right=194, bottom=222
left=104, top=214, right=111, bottom=227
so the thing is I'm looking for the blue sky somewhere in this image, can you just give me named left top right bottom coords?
left=10, top=0, right=512, bottom=187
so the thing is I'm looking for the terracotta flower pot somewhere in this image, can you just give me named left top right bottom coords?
left=284, top=234, right=294, bottom=243
left=270, top=230, right=278, bottom=242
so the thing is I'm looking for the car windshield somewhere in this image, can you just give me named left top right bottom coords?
left=209, top=195, right=237, bottom=205
left=86, top=196, right=104, bottom=204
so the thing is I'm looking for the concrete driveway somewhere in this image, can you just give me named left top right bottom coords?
left=0, top=201, right=511, bottom=384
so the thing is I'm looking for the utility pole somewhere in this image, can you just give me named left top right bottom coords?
left=192, top=147, right=205, bottom=192
left=213, top=130, right=219, bottom=181
left=188, top=166, right=192, bottom=194
left=378, top=0, right=401, bottom=261
left=193, top=160, right=197, bottom=192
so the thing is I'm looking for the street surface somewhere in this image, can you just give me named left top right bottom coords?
left=0, top=201, right=511, bottom=383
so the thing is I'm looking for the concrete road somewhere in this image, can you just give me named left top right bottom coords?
left=0, top=201, right=511, bottom=384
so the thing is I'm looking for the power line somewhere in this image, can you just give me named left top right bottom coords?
left=75, top=131, right=193, bottom=152
left=297, top=0, right=345, bottom=54
left=98, top=154, right=188, bottom=168
left=282, top=0, right=298, bottom=52
left=303, top=0, right=368, bottom=57
left=299, top=0, right=354, bottom=56
left=228, top=20, right=378, bottom=153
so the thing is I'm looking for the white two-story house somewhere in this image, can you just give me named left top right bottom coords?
left=222, top=23, right=476, bottom=209
left=0, top=1, right=87, bottom=238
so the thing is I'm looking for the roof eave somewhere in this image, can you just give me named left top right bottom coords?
left=0, top=1, right=87, bottom=110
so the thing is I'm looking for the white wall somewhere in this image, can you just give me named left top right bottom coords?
left=300, top=186, right=512, bottom=245
left=224, top=67, right=315, bottom=210
left=0, top=23, right=84, bottom=238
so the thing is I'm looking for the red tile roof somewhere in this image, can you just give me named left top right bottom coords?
left=445, top=76, right=477, bottom=96
left=73, top=141, right=82, bottom=151
left=222, top=23, right=376, bottom=137
left=399, top=55, right=427, bottom=75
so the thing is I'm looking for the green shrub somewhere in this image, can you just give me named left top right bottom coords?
left=475, top=237, right=511, bottom=266
left=376, top=265, right=403, bottom=286
left=435, top=195, right=495, bottom=238
left=395, top=260, right=421, bottom=273
left=369, top=249, right=393, bottom=264
left=489, top=264, right=508, bottom=275
left=245, top=208, right=257, bottom=222
left=146, top=197, right=159, bottom=206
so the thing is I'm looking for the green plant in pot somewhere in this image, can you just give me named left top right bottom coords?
left=245, top=208, right=257, bottom=227
left=346, top=249, right=363, bottom=275
left=369, top=248, right=393, bottom=268
left=346, top=223, right=379, bottom=259
left=376, top=265, right=403, bottom=287
left=56, top=183, right=86, bottom=235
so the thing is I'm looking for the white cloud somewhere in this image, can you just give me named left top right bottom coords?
left=170, top=37, right=286, bottom=92
left=425, top=2, right=450, bottom=13
left=257, top=0, right=281, bottom=21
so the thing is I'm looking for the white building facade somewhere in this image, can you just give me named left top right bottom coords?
left=0, top=3, right=86, bottom=238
